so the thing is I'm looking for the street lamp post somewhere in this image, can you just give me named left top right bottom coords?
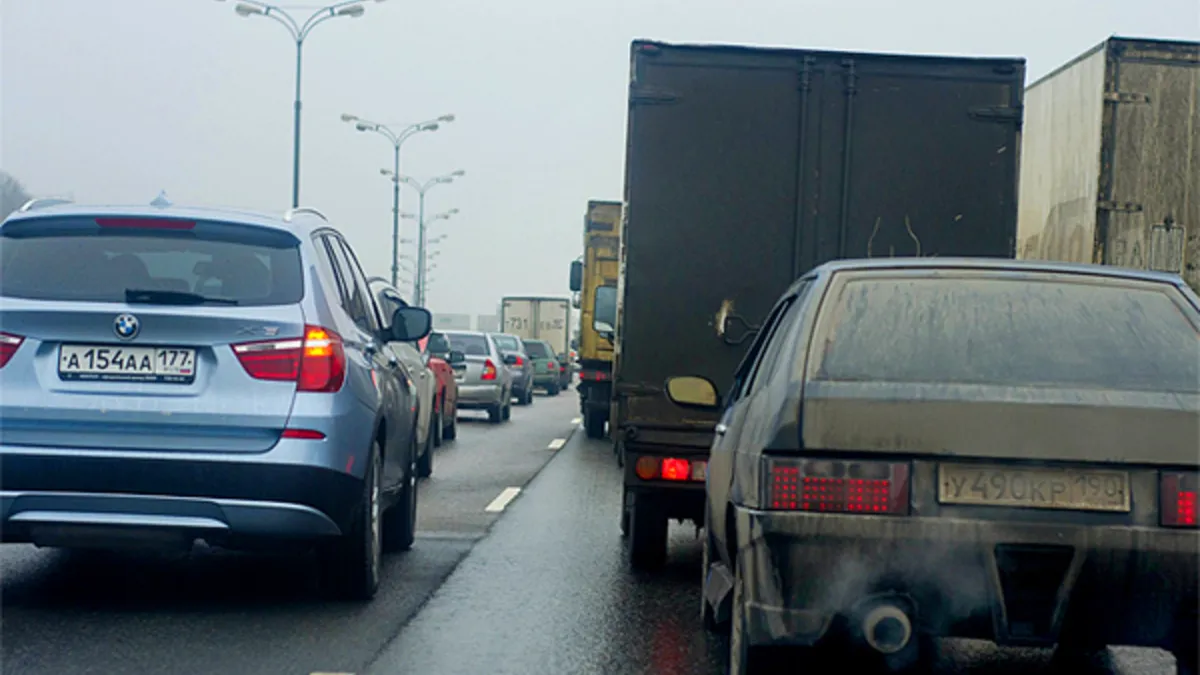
left=222, top=0, right=381, bottom=207
left=388, top=172, right=463, bottom=306
left=342, top=113, right=454, bottom=288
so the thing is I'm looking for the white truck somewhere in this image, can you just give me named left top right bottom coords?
left=500, top=296, right=572, bottom=357
left=1016, top=36, right=1199, bottom=292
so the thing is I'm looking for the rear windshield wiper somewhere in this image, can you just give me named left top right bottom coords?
left=124, top=288, right=240, bottom=306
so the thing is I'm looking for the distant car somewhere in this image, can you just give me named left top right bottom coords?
left=0, top=201, right=433, bottom=601
left=441, top=330, right=513, bottom=424
left=669, top=259, right=1200, bottom=675
left=488, top=332, right=534, bottom=406
left=368, top=278, right=440, bottom=477
left=421, top=331, right=460, bottom=444
left=522, top=338, right=561, bottom=395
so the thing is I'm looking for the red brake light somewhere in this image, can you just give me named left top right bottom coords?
left=0, top=332, right=24, bottom=369
left=514, top=355, right=525, bottom=366
left=96, top=217, right=195, bottom=230
left=481, top=359, right=497, bottom=381
left=232, top=325, right=345, bottom=392
left=1161, top=472, right=1198, bottom=528
left=547, top=362, right=556, bottom=371
left=634, top=456, right=707, bottom=482
left=764, top=458, right=910, bottom=515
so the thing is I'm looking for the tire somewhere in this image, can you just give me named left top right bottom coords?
left=502, top=399, right=512, bottom=421
left=548, top=383, right=560, bottom=396
left=319, top=442, right=383, bottom=601
left=431, top=407, right=443, bottom=448
left=729, top=554, right=755, bottom=675
left=628, top=495, right=668, bottom=572
left=487, top=402, right=502, bottom=424
left=526, top=387, right=535, bottom=405
left=416, top=425, right=433, bottom=478
left=443, top=410, right=458, bottom=440
left=619, top=489, right=630, bottom=538
left=584, top=408, right=606, bottom=439
left=382, top=437, right=418, bottom=553
left=701, top=508, right=729, bottom=633
left=514, top=387, right=529, bottom=406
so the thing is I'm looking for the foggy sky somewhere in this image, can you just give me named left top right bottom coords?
left=2, top=0, right=1197, bottom=317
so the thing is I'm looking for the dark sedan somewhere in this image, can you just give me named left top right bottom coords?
left=666, top=258, right=1199, bottom=675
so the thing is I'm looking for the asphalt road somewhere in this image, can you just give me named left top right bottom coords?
left=365, top=430, right=1179, bottom=675
left=0, top=390, right=581, bottom=675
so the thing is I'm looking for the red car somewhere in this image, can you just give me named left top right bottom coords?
left=420, top=333, right=459, bottom=444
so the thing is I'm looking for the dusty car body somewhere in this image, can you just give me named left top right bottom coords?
left=672, top=258, right=1200, bottom=674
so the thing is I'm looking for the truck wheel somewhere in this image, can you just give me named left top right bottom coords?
left=629, top=495, right=668, bottom=571
left=584, top=409, right=606, bottom=439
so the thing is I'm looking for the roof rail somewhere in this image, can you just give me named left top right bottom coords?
left=282, top=206, right=329, bottom=223
left=17, top=197, right=74, bottom=213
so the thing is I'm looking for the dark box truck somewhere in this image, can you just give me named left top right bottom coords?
left=615, top=39, right=1025, bottom=570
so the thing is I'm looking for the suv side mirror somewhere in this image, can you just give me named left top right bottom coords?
left=448, top=350, right=466, bottom=364
left=389, top=307, right=432, bottom=342
left=569, top=260, right=583, bottom=292
left=664, top=375, right=721, bottom=410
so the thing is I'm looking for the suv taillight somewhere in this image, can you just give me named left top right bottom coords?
left=1161, top=472, right=1198, bottom=528
left=232, top=325, right=346, bottom=393
left=0, top=332, right=24, bottom=369
left=763, top=457, right=910, bottom=515
left=481, top=359, right=497, bottom=381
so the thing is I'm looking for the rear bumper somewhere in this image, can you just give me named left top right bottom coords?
left=0, top=450, right=363, bottom=548
left=734, top=505, right=1200, bottom=651
left=456, top=383, right=504, bottom=408
left=533, top=373, right=559, bottom=387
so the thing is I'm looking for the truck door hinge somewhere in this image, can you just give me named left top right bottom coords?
left=630, top=85, right=680, bottom=106
left=968, top=105, right=1023, bottom=125
left=1097, top=200, right=1144, bottom=213
left=1103, top=91, right=1151, bottom=105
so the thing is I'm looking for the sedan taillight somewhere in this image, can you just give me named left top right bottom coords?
left=763, top=457, right=910, bottom=515
left=232, top=325, right=346, bottom=393
left=1161, top=472, right=1198, bottom=528
left=0, top=332, right=24, bottom=369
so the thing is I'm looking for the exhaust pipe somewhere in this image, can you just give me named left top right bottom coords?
left=861, top=603, right=913, bottom=655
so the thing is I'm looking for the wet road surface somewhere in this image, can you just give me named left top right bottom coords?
left=0, top=391, right=580, bottom=675
left=365, top=431, right=1179, bottom=675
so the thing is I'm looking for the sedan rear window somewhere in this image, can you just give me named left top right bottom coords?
left=523, top=341, right=550, bottom=358
left=0, top=217, right=303, bottom=307
left=816, top=275, right=1200, bottom=393
left=446, top=333, right=490, bottom=356
left=491, top=334, right=521, bottom=351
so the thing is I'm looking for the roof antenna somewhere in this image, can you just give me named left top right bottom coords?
left=150, top=190, right=172, bottom=208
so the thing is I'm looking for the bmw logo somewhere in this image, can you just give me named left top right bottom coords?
left=113, top=314, right=140, bottom=340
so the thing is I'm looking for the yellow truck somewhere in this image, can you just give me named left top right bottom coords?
left=568, top=200, right=620, bottom=438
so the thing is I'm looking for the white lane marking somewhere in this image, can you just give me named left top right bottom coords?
left=571, top=417, right=582, bottom=425
left=547, top=438, right=567, bottom=451
left=484, top=487, right=522, bottom=513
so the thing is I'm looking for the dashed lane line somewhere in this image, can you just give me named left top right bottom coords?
left=547, top=438, right=567, bottom=451
left=484, top=487, right=522, bottom=513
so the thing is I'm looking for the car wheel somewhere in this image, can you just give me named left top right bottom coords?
left=628, top=494, right=668, bottom=571
left=525, top=387, right=535, bottom=405
left=728, top=554, right=760, bottom=675
left=416, top=425, right=433, bottom=478
left=319, top=441, right=383, bottom=601
left=502, top=399, right=512, bottom=421
left=382, top=436, right=418, bottom=553
left=548, top=383, right=559, bottom=396
left=432, top=407, right=443, bottom=448
left=584, top=408, right=606, bottom=439
left=443, top=410, right=458, bottom=440
left=619, top=488, right=630, bottom=538
left=487, top=402, right=503, bottom=424
left=701, top=508, right=729, bottom=633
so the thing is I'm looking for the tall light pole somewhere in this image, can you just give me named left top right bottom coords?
left=342, top=113, right=453, bottom=288
left=387, top=171, right=463, bottom=306
left=221, top=0, right=381, bottom=207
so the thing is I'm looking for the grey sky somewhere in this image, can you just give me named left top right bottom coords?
left=2, top=0, right=1197, bottom=317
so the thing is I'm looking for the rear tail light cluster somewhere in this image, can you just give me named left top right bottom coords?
left=0, top=332, right=24, bottom=369
left=1161, top=472, right=1198, bottom=528
left=634, top=456, right=707, bottom=482
left=481, top=359, right=498, bottom=381
left=763, top=457, right=910, bottom=515
left=547, top=362, right=557, bottom=371
left=581, top=369, right=608, bottom=381
left=233, top=325, right=346, bottom=393
left=513, top=355, right=525, bottom=366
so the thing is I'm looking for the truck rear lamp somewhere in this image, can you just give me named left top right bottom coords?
left=0, top=332, right=24, bottom=369
left=634, top=456, right=707, bottom=483
left=1161, top=472, right=1199, bottom=528
left=764, top=457, right=910, bottom=515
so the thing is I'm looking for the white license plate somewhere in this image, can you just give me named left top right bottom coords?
left=937, top=463, right=1131, bottom=513
left=58, top=344, right=197, bottom=383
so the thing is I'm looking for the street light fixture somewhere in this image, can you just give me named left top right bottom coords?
left=396, top=171, right=464, bottom=307
left=220, top=0, right=381, bottom=207
left=344, top=113, right=454, bottom=288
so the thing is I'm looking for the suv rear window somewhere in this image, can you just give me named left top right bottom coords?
left=446, top=333, right=490, bottom=356
left=523, top=341, right=550, bottom=358
left=0, top=217, right=303, bottom=307
left=816, top=275, right=1200, bottom=393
